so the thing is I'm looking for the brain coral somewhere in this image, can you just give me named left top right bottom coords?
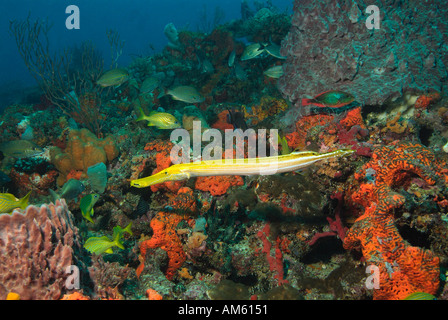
left=278, top=0, right=448, bottom=107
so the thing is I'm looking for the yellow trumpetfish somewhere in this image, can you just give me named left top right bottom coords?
left=130, top=149, right=354, bottom=188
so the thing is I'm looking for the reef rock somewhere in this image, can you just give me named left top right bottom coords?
left=278, top=0, right=448, bottom=107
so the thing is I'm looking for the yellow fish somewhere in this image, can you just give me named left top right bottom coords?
left=80, top=193, right=99, bottom=223
left=97, top=68, right=129, bottom=87
left=131, top=149, right=354, bottom=188
left=112, top=222, right=133, bottom=239
left=136, top=106, right=181, bottom=129
left=403, top=292, right=436, bottom=300
left=277, top=133, right=290, bottom=155
left=0, top=191, right=31, bottom=214
left=83, top=235, right=124, bottom=255
left=84, top=222, right=131, bottom=255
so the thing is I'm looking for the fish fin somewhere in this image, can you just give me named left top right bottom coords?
left=123, top=222, right=133, bottom=236
left=278, top=134, right=290, bottom=155
left=84, top=210, right=94, bottom=223
left=114, top=238, right=125, bottom=250
left=105, top=248, right=113, bottom=254
left=136, top=106, right=147, bottom=122
left=49, top=189, right=60, bottom=203
left=157, top=89, right=167, bottom=99
left=19, top=191, right=32, bottom=209
left=301, top=98, right=313, bottom=106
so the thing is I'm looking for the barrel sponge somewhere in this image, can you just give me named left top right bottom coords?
left=50, top=128, right=119, bottom=186
left=0, top=199, right=80, bottom=300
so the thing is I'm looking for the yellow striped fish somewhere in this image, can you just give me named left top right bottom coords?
left=136, top=106, right=181, bottom=129
left=97, top=68, right=129, bottom=87
left=83, top=235, right=124, bottom=255
left=0, top=191, right=31, bottom=214
left=130, top=149, right=354, bottom=188
left=403, top=292, right=436, bottom=300
left=84, top=222, right=131, bottom=255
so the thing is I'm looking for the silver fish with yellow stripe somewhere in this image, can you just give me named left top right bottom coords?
left=264, top=65, right=284, bottom=79
left=83, top=235, right=124, bottom=255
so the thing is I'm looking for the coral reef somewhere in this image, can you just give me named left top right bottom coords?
left=243, top=96, right=289, bottom=126
left=137, top=187, right=197, bottom=280
left=4, top=2, right=448, bottom=302
left=279, top=0, right=448, bottom=107
left=88, top=254, right=133, bottom=300
left=344, top=142, right=446, bottom=299
left=257, top=222, right=288, bottom=286
left=0, top=199, right=81, bottom=300
left=143, top=140, right=185, bottom=193
left=195, top=175, right=244, bottom=196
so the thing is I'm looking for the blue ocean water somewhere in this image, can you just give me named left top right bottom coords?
left=0, top=0, right=291, bottom=108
